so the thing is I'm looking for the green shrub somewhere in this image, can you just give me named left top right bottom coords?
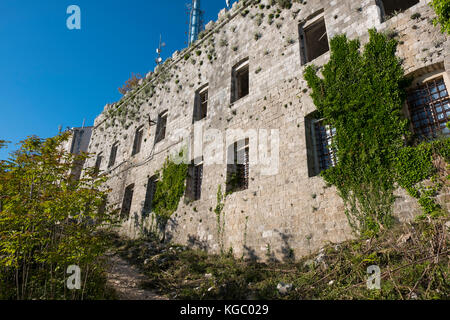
left=430, top=0, right=450, bottom=34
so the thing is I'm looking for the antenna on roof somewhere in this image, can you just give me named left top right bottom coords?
left=155, top=34, right=165, bottom=65
left=58, top=124, right=62, bottom=134
left=187, top=0, right=204, bottom=46
left=226, top=0, right=231, bottom=10
left=82, top=118, right=85, bottom=129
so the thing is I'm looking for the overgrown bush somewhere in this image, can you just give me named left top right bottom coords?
left=113, top=215, right=449, bottom=300
left=0, top=134, right=116, bottom=300
left=430, top=0, right=450, bottom=34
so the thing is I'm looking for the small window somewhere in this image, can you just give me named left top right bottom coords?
left=143, top=175, right=158, bottom=216
left=231, top=59, right=249, bottom=103
left=108, top=142, right=119, bottom=168
left=193, top=85, right=208, bottom=122
left=132, top=126, right=144, bottom=156
left=226, top=139, right=249, bottom=193
left=186, top=158, right=203, bottom=201
left=155, top=110, right=168, bottom=144
left=299, top=16, right=329, bottom=65
left=406, top=77, right=450, bottom=140
left=120, top=183, right=134, bottom=219
left=94, top=153, right=103, bottom=175
left=377, top=0, right=419, bottom=20
left=305, top=113, right=336, bottom=177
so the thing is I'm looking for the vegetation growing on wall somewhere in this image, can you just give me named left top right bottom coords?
left=304, top=29, right=449, bottom=237
left=152, top=151, right=188, bottom=242
left=114, top=214, right=449, bottom=300
left=214, top=185, right=226, bottom=253
left=0, top=134, right=116, bottom=299
left=430, top=0, right=450, bottom=34
left=118, top=73, right=143, bottom=95
left=101, top=0, right=306, bottom=134
left=394, top=137, right=450, bottom=218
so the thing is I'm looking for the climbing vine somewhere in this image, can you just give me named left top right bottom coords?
left=304, top=29, right=449, bottom=237
left=394, top=137, right=450, bottom=218
left=152, top=150, right=188, bottom=241
left=214, top=185, right=226, bottom=253
left=430, top=0, right=450, bottom=34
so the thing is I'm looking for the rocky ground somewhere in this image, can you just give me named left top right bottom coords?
left=105, top=251, right=168, bottom=300
left=106, top=215, right=449, bottom=300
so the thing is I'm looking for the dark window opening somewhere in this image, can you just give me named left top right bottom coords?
left=226, top=139, right=249, bottom=193
left=406, top=77, right=450, bottom=140
left=231, top=60, right=249, bottom=103
left=155, top=110, right=168, bottom=144
left=94, top=153, right=102, bottom=175
left=377, top=0, right=419, bottom=20
left=132, top=127, right=144, bottom=156
left=120, top=183, right=134, bottom=219
left=305, top=113, right=337, bottom=177
left=143, top=176, right=158, bottom=216
left=108, top=142, right=119, bottom=168
left=186, top=158, right=203, bottom=201
left=193, top=86, right=208, bottom=122
left=299, top=17, right=329, bottom=64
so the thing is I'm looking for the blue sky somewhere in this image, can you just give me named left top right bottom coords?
left=0, top=0, right=236, bottom=160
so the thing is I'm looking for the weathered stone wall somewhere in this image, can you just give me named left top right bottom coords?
left=62, top=126, right=93, bottom=180
left=84, top=0, right=449, bottom=261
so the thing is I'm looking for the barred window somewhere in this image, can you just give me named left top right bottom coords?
left=132, top=126, right=144, bottom=156
left=314, top=120, right=337, bottom=172
left=193, top=85, right=208, bottom=122
left=407, top=77, right=450, bottom=140
left=120, top=183, right=134, bottom=219
left=108, top=142, right=119, bottom=168
left=226, top=139, right=249, bottom=193
left=155, top=110, right=168, bottom=144
left=186, top=158, right=203, bottom=201
left=143, top=176, right=158, bottom=216
left=305, top=113, right=336, bottom=177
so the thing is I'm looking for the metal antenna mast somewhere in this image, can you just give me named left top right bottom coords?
left=188, top=0, right=204, bottom=46
left=155, top=34, right=165, bottom=65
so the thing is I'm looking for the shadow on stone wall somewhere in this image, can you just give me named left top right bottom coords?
left=242, top=245, right=259, bottom=262
left=187, top=234, right=209, bottom=251
left=274, top=229, right=296, bottom=262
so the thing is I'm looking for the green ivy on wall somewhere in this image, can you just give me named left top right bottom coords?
left=304, top=29, right=449, bottom=237
left=152, top=150, right=188, bottom=241
left=394, top=138, right=450, bottom=218
left=430, top=0, right=450, bottom=34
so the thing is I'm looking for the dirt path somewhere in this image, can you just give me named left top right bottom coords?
left=106, top=253, right=168, bottom=300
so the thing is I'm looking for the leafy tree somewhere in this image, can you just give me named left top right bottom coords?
left=118, top=72, right=143, bottom=95
left=0, top=133, right=116, bottom=299
left=304, top=30, right=410, bottom=236
left=430, top=0, right=450, bottom=34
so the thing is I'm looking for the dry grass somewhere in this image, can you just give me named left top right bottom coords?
left=110, top=215, right=449, bottom=300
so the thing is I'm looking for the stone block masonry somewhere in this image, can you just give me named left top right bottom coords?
left=84, top=0, right=450, bottom=261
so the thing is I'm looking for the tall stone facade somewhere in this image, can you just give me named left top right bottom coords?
left=62, top=126, right=93, bottom=181
left=84, top=0, right=450, bottom=261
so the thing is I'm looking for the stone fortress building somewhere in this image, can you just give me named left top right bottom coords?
left=83, top=0, right=449, bottom=261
